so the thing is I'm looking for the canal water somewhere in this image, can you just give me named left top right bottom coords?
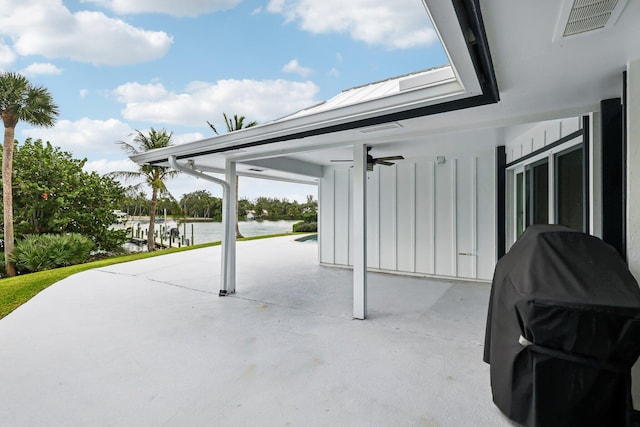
left=126, top=220, right=300, bottom=246
left=177, top=220, right=300, bottom=244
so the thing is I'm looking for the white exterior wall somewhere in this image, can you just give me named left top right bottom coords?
left=627, top=58, right=640, bottom=280
left=628, top=55, right=640, bottom=416
left=319, top=150, right=495, bottom=281
left=504, top=117, right=582, bottom=164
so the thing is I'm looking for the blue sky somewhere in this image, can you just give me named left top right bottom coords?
left=1, top=0, right=447, bottom=202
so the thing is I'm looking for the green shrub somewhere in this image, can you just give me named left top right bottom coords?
left=9, top=234, right=95, bottom=273
left=293, top=222, right=317, bottom=232
left=302, top=211, right=317, bottom=223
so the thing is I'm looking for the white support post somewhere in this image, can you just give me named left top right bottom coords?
left=225, top=159, right=237, bottom=294
left=352, top=143, right=368, bottom=319
left=168, top=156, right=233, bottom=295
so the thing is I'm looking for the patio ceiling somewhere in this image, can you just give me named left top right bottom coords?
left=130, top=0, right=640, bottom=184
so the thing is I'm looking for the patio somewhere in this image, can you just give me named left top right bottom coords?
left=0, top=235, right=510, bottom=426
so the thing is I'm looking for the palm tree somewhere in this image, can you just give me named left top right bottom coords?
left=111, top=129, right=178, bottom=251
left=208, top=113, right=257, bottom=239
left=0, top=72, right=59, bottom=277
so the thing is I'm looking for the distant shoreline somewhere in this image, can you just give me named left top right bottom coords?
left=123, top=217, right=302, bottom=224
left=125, top=216, right=216, bottom=223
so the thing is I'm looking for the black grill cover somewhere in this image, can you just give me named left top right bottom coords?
left=484, top=225, right=640, bottom=426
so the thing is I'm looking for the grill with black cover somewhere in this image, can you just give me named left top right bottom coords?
left=484, top=224, right=640, bottom=426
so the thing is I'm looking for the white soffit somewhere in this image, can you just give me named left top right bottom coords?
left=554, top=0, right=630, bottom=41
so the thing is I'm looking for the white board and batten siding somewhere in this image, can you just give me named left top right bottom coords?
left=319, top=151, right=495, bottom=281
left=504, top=117, right=582, bottom=164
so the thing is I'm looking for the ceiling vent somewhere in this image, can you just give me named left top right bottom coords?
left=557, top=0, right=629, bottom=38
left=358, top=122, right=402, bottom=134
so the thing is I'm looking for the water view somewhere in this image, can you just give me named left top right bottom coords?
left=125, top=219, right=301, bottom=246
left=177, top=220, right=300, bottom=244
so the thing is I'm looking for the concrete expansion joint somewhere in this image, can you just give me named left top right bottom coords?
left=368, top=320, right=484, bottom=347
left=95, top=269, right=217, bottom=296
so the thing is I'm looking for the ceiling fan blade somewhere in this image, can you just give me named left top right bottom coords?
left=330, top=159, right=353, bottom=162
left=375, top=155, right=404, bottom=161
left=378, top=161, right=396, bottom=166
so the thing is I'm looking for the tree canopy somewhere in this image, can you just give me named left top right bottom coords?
left=0, top=138, right=127, bottom=251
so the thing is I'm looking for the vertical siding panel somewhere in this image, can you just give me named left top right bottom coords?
left=456, top=158, right=474, bottom=278
left=348, top=168, right=353, bottom=265
left=414, top=161, right=433, bottom=274
left=477, top=151, right=496, bottom=280
left=320, top=169, right=335, bottom=264
left=472, top=157, right=478, bottom=279
left=367, top=168, right=380, bottom=269
left=430, top=163, right=436, bottom=274
left=452, top=159, right=458, bottom=277
left=379, top=166, right=397, bottom=270
left=396, top=164, right=415, bottom=272
left=333, top=169, right=350, bottom=265
left=435, top=160, right=453, bottom=276
left=411, top=163, right=417, bottom=272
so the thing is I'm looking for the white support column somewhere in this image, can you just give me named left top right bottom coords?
left=225, top=159, right=237, bottom=294
left=352, top=143, right=368, bottom=319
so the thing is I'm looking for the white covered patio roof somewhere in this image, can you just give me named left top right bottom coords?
left=129, top=0, right=640, bottom=317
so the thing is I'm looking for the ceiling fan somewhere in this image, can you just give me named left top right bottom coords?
left=331, top=147, right=404, bottom=171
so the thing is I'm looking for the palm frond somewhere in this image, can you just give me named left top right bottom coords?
left=107, top=170, right=145, bottom=181
left=116, top=139, right=141, bottom=156
left=207, top=121, right=219, bottom=135
left=0, top=72, right=59, bottom=128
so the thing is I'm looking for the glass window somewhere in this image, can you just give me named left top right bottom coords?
left=556, top=147, right=584, bottom=231
left=506, top=136, right=585, bottom=248
left=526, top=160, right=549, bottom=226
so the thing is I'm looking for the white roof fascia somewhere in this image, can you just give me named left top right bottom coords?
left=130, top=77, right=467, bottom=165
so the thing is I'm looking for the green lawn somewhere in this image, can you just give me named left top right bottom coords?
left=0, top=233, right=297, bottom=319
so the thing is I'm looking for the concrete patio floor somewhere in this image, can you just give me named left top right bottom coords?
left=0, top=235, right=511, bottom=426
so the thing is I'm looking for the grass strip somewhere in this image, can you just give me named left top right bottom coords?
left=0, top=232, right=299, bottom=319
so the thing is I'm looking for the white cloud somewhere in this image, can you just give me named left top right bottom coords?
left=84, top=158, right=137, bottom=175
left=0, top=40, right=16, bottom=69
left=83, top=0, right=241, bottom=17
left=20, top=118, right=134, bottom=153
left=282, top=59, right=312, bottom=77
left=114, top=81, right=169, bottom=102
left=251, top=7, right=263, bottom=15
left=0, top=0, right=172, bottom=65
left=114, top=78, right=320, bottom=126
left=21, top=62, right=63, bottom=76
left=328, top=67, right=340, bottom=77
left=267, top=0, right=438, bottom=49
left=80, top=89, right=89, bottom=98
